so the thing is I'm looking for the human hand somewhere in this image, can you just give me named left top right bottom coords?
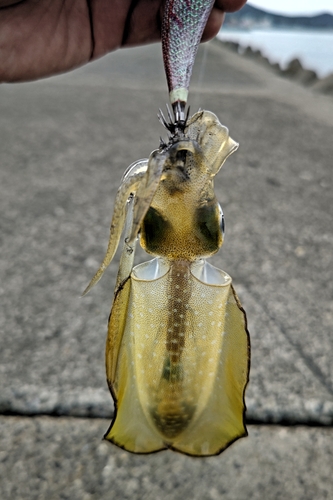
left=0, top=0, right=246, bottom=82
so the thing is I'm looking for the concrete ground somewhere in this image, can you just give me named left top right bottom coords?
left=0, top=40, right=332, bottom=499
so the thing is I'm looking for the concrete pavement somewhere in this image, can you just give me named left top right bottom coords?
left=0, top=40, right=332, bottom=498
left=1, top=417, right=332, bottom=500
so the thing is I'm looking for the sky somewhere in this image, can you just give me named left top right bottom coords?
left=248, top=1, right=333, bottom=16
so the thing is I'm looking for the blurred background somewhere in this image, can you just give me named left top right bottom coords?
left=0, top=2, right=332, bottom=499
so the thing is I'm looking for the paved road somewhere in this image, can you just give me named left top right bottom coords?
left=0, top=40, right=332, bottom=499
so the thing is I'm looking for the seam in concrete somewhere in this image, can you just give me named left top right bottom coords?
left=1, top=411, right=332, bottom=428
left=1, top=384, right=332, bottom=424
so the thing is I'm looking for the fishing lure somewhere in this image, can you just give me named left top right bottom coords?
left=84, top=0, right=250, bottom=456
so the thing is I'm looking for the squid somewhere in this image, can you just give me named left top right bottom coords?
left=83, top=0, right=250, bottom=456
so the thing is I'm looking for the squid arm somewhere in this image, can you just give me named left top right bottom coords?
left=82, top=152, right=166, bottom=296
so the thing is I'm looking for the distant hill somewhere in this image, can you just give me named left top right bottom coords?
left=224, top=4, right=333, bottom=29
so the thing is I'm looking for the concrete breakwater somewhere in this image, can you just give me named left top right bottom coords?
left=219, top=39, right=333, bottom=96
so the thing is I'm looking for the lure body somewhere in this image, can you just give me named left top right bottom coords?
left=85, top=110, right=250, bottom=456
left=162, top=0, right=215, bottom=120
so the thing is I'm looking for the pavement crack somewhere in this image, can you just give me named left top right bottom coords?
left=1, top=411, right=332, bottom=428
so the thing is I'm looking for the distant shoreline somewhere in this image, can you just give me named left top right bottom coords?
left=215, top=35, right=333, bottom=97
left=224, top=4, right=333, bottom=30
left=222, top=27, right=333, bottom=33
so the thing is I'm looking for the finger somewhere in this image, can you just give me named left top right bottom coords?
left=121, top=0, right=162, bottom=47
left=0, top=0, right=92, bottom=82
left=202, top=0, right=246, bottom=41
left=214, top=0, right=247, bottom=12
left=202, top=7, right=225, bottom=41
left=0, top=1, right=21, bottom=6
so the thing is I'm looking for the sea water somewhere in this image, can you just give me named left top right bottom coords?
left=217, top=29, right=333, bottom=78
